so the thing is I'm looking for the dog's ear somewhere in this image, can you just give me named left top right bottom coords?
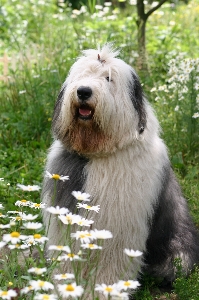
left=129, top=72, right=147, bottom=134
left=52, top=83, right=66, bottom=134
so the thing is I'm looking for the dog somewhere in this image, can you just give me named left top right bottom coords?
left=42, top=44, right=199, bottom=294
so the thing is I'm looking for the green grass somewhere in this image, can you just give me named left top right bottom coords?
left=0, top=0, right=199, bottom=298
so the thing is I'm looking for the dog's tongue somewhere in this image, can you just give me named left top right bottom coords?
left=79, top=107, right=92, bottom=116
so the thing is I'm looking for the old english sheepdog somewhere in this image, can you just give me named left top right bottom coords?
left=42, top=44, right=199, bottom=292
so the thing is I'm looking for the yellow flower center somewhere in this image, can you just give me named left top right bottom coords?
left=11, top=231, right=20, bottom=238
left=1, top=291, right=8, bottom=296
left=39, top=281, right=45, bottom=287
left=34, top=203, right=41, bottom=207
left=66, top=284, right=75, bottom=292
left=57, top=246, right=64, bottom=249
left=85, top=205, right=91, bottom=209
left=61, top=274, right=67, bottom=278
left=21, top=199, right=28, bottom=202
left=52, top=174, right=60, bottom=180
left=43, top=296, right=50, bottom=300
left=124, top=281, right=131, bottom=286
left=105, top=287, right=113, bottom=292
left=15, top=216, right=22, bottom=221
left=89, top=244, right=94, bottom=248
left=67, top=253, right=75, bottom=258
left=34, top=234, right=41, bottom=239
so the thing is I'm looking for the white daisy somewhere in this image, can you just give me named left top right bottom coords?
left=8, top=244, right=30, bottom=250
left=0, top=241, right=6, bottom=249
left=25, top=234, right=48, bottom=246
left=72, top=191, right=91, bottom=201
left=30, top=202, right=46, bottom=209
left=117, top=280, right=140, bottom=291
left=19, top=213, right=39, bottom=221
left=0, top=289, right=17, bottom=299
left=76, top=203, right=100, bottom=213
left=111, top=291, right=129, bottom=299
left=0, top=203, right=4, bottom=209
left=91, top=229, right=113, bottom=239
left=95, top=283, right=119, bottom=297
left=28, top=267, right=47, bottom=275
left=76, top=217, right=94, bottom=227
left=54, top=273, right=75, bottom=280
left=192, top=112, right=199, bottom=118
left=58, top=213, right=81, bottom=225
left=15, top=199, right=32, bottom=207
left=23, top=222, right=43, bottom=230
left=81, top=243, right=102, bottom=250
left=45, top=171, right=69, bottom=181
left=16, top=184, right=41, bottom=191
left=46, top=206, right=69, bottom=215
left=33, top=294, right=58, bottom=300
left=3, top=231, right=28, bottom=244
left=29, top=280, right=54, bottom=291
left=124, top=249, right=143, bottom=257
left=48, top=245, right=70, bottom=252
left=71, top=230, right=95, bottom=244
left=57, top=253, right=81, bottom=262
left=57, top=282, right=84, bottom=298
left=0, top=224, right=10, bottom=229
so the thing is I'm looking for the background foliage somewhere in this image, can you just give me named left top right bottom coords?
left=0, top=0, right=199, bottom=298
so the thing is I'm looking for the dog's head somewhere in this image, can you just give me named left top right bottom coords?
left=52, top=44, right=147, bottom=156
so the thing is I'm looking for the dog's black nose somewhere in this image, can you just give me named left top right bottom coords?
left=77, top=86, right=92, bottom=101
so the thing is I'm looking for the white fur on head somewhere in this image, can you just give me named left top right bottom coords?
left=52, top=44, right=146, bottom=156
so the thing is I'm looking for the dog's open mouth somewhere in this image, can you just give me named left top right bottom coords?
left=77, top=105, right=94, bottom=120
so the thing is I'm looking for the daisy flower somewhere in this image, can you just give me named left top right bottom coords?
left=57, top=247, right=81, bottom=262
left=71, top=230, right=95, bottom=244
left=0, top=241, right=6, bottom=249
left=77, top=203, right=100, bottom=213
left=30, top=202, right=46, bottom=209
left=27, top=234, right=49, bottom=245
left=15, top=199, right=32, bottom=207
left=192, top=112, right=199, bottom=118
left=0, top=289, right=17, bottom=299
left=17, top=184, right=41, bottom=191
left=54, top=273, right=75, bottom=280
left=0, top=178, right=4, bottom=182
left=34, top=294, right=58, bottom=300
left=8, top=243, right=30, bottom=250
left=29, top=280, right=54, bottom=291
left=48, top=245, right=70, bottom=252
left=28, top=267, right=47, bottom=275
left=19, top=212, right=39, bottom=221
left=95, top=283, right=119, bottom=297
left=81, top=243, right=102, bottom=250
left=0, top=224, right=10, bottom=229
left=21, top=285, right=33, bottom=294
left=23, top=222, right=43, bottom=230
left=91, top=229, right=113, bottom=239
left=124, top=249, right=143, bottom=257
left=0, top=203, right=4, bottom=209
left=0, top=213, right=7, bottom=218
left=111, top=291, right=129, bottom=299
left=45, top=171, right=69, bottom=182
left=72, top=191, right=91, bottom=201
left=57, top=283, right=84, bottom=298
left=76, top=217, right=94, bottom=227
left=117, top=280, right=140, bottom=291
left=3, top=231, right=28, bottom=244
left=46, top=206, right=69, bottom=215
left=58, top=213, right=81, bottom=225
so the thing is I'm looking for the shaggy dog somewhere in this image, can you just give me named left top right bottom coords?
left=42, top=44, right=199, bottom=294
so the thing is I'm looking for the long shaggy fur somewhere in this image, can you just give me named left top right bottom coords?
left=42, top=44, right=199, bottom=294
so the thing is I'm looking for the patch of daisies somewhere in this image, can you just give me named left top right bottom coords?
left=0, top=172, right=141, bottom=299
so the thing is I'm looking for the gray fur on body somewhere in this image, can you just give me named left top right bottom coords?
left=42, top=45, right=199, bottom=289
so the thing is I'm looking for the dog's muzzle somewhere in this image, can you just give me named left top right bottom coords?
left=76, top=86, right=94, bottom=120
